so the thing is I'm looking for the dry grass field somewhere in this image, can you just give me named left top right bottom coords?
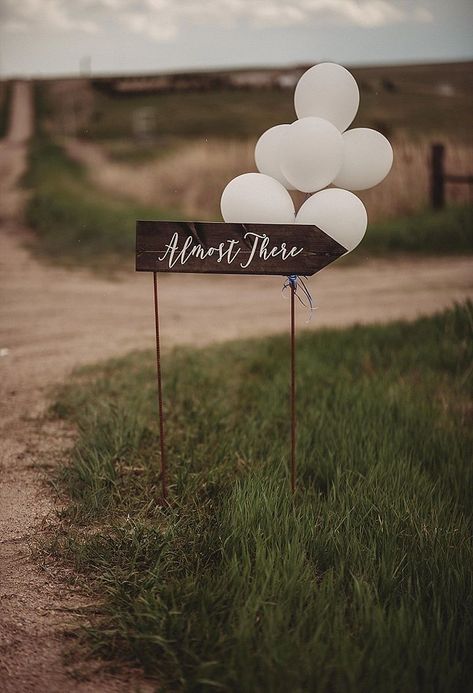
left=63, top=134, right=473, bottom=223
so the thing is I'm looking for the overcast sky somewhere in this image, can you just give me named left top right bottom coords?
left=1, top=0, right=472, bottom=78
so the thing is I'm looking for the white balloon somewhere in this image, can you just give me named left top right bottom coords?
left=294, top=62, right=359, bottom=132
left=220, top=173, right=295, bottom=224
left=254, top=124, right=295, bottom=189
left=333, top=128, right=393, bottom=191
left=295, top=188, right=367, bottom=253
left=280, top=117, right=343, bottom=193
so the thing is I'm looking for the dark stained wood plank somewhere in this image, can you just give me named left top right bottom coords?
left=136, top=221, right=346, bottom=276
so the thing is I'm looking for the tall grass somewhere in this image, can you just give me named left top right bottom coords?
left=25, top=135, right=473, bottom=267
left=65, top=135, right=473, bottom=224
left=50, top=303, right=473, bottom=691
left=24, top=137, right=182, bottom=268
left=37, top=70, right=473, bottom=224
left=64, top=136, right=257, bottom=222
left=360, top=137, right=473, bottom=221
left=26, top=77, right=473, bottom=267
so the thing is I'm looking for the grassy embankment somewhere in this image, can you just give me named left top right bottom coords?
left=23, top=82, right=181, bottom=267
left=24, top=136, right=183, bottom=268
left=51, top=303, right=472, bottom=691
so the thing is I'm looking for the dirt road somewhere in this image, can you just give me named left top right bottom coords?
left=0, top=82, right=154, bottom=693
left=1, top=81, right=472, bottom=692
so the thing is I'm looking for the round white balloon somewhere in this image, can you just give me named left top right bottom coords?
left=294, top=62, right=360, bottom=132
left=220, top=173, right=295, bottom=224
left=280, top=117, right=343, bottom=193
left=333, top=128, right=393, bottom=191
left=295, top=188, right=367, bottom=252
left=254, top=124, right=295, bottom=189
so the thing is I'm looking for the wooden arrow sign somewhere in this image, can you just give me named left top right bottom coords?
left=136, top=220, right=346, bottom=275
left=136, top=219, right=347, bottom=501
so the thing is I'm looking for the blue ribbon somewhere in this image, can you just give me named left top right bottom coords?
left=282, top=275, right=317, bottom=322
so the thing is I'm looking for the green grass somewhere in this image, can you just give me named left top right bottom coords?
left=38, top=62, right=473, bottom=143
left=50, top=303, right=473, bottom=691
left=361, top=204, right=473, bottom=256
left=24, top=136, right=183, bottom=269
left=88, top=89, right=296, bottom=140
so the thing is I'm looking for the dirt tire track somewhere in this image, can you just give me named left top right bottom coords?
left=1, top=82, right=472, bottom=692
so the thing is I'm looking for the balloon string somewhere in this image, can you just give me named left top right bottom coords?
left=282, top=275, right=317, bottom=322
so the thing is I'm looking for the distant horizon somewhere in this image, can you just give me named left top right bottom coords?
left=2, top=55, right=473, bottom=82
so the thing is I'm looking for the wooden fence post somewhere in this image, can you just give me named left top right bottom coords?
left=431, top=143, right=445, bottom=210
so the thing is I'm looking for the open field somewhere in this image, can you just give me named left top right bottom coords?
left=2, top=77, right=473, bottom=691
left=37, top=61, right=473, bottom=143
left=49, top=303, right=473, bottom=691
left=26, top=61, right=473, bottom=244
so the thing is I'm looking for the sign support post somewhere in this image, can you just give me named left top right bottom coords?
left=153, top=271, right=168, bottom=501
left=290, top=282, right=296, bottom=494
left=137, top=221, right=346, bottom=499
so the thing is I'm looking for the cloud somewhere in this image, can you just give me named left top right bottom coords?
left=1, top=0, right=98, bottom=33
left=0, top=0, right=436, bottom=40
left=122, top=10, right=179, bottom=41
left=311, top=1, right=406, bottom=28
left=413, top=6, right=434, bottom=22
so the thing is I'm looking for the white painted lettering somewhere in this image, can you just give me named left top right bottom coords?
left=157, top=232, right=304, bottom=270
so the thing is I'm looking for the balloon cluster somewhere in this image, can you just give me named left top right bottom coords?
left=220, top=63, right=393, bottom=253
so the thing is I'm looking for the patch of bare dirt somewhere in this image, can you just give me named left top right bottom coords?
left=1, top=81, right=473, bottom=692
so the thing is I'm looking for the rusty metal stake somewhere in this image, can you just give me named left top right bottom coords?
left=290, top=283, right=296, bottom=494
left=153, top=272, right=168, bottom=501
left=152, top=269, right=296, bottom=498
